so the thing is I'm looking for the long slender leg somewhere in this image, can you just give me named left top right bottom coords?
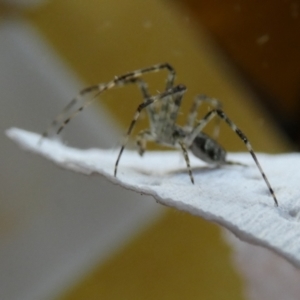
left=186, top=109, right=278, bottom=206
left=55, top=83, right=108, bottom=135
left=186, top=94, right=222, bottom=139
left=42, top=85, right=100, bottom=138
left=114, top=84, right=187, bottom=177
left=179, top=141, right=194, bottom=184
left=116, top=62, right=176, bottom=89
left=42, top=63, right=176, bottom=139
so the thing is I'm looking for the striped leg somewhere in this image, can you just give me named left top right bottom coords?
left=179, top=141, right=194, bottom=184
left=42, top=63, right=176, bottom=139
left=42, top=84, right=100, bottom=138
left=115, top=62, right=176, bottom=89
left=114, top=84, right=187, bottom=177
left=187, top=109, right=278, bottom=206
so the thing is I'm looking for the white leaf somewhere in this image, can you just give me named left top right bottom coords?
left=6, top=127, right=300, bottom=268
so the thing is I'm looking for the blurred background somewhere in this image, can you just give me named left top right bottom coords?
left=0, top=0, right=298, bottom=299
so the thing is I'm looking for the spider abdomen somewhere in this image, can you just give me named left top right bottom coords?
left=189, top=133, right=226, bottom=164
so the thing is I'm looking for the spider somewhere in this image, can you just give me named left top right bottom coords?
left=42, top=63, right=278, bottom=207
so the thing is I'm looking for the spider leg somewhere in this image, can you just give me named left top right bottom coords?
left=52, top=78, right=154, bottom=137
left=186, top=94, right=222, bottom=139
left=186, top=108, right=278, bottom=206
left=116, top=62, right=176, bottom=89
left=42, top=63, right=176, bottom=139
left=42, top=84, right=100, bottom=138
left=43, top=79, right=150, bottom=138
left=114, top=84, right=187, bottom=177
left=179, top=141, right=194, bottom=184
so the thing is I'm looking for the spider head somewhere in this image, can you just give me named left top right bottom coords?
left=189, top=133, right=226, bottom=164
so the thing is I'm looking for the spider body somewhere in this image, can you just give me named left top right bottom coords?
left=42, top=63, right=278, bottom=206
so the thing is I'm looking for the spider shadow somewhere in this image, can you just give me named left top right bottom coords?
left=129, top=158, right=248, bottom=178
left=166, top=160, right=248, bottom=177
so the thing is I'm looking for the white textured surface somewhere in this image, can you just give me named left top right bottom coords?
left=6, top=127, right=300, bottom=267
